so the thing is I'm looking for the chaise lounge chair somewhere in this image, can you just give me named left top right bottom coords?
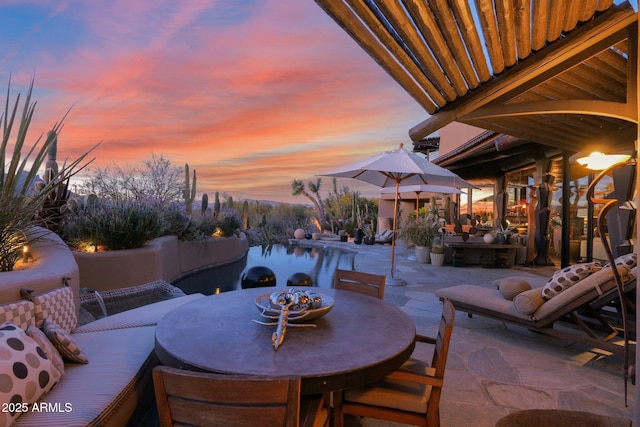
left=435, top=258, right=636, bottom=356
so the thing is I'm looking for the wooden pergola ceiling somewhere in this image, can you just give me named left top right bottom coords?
left=314, top=0, right=638, bottom=155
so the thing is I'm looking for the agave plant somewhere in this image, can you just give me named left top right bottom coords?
left=0, top=78, right=96, bottom=271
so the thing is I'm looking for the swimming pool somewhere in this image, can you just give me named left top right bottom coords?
left=173, top=243, right=357, bottom=295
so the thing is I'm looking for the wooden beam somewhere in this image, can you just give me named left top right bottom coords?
left=376, top=0, right=458, bottom=101
left=578, top=0, right=598, bottom=23
left=531, top=0, right=549, bottom=51
left=564, top=0, right=581, bottom=32
left=345, top=0, right=448, bottom=107
left=427, top=0, right=482, bottom=88
left=474, top=0, right=506, bottom=73
left=409, top=6, right=637, bottom=141
left=514, top=0, right=531, bottom=59
left=402, top=0, right=469, bottom=97
left=313, top=0, right=440, bottom=113
left=448, top=0, right=492, bottom=82
left=495, top=0, right=517, bottom=67
left=547, top=0, right=567, bottom=42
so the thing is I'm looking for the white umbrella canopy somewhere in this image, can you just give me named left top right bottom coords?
left=320, top=144, right=475, bottom=285
left=379, top=184, right=463, bottom=197
left=321, top=144, right=477, bottom=189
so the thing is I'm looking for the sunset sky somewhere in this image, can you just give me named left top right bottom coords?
left=0, top=0, right=429, bottom=203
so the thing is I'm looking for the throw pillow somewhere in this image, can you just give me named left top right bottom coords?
left=541, top=262, right=602, bottom=301
left=513, top=288, right=545, bottom=315
left=605, top=252, right=637, bottom=271
left=0, top=322, right=61, bottom=427
left=26, top=326, right=65, bottom=376
left=0, top=300, right=35, bottom=330
left=499, top=278, right=531, bottom=300
left=33, top=286, right=77, bottom=332
left=42, top=319, right=88, bottom=364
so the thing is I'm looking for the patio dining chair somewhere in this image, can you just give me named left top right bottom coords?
left=333, top=269, right=386, bottom=299
left=153, top=366, right=327, bottom=427
left=332, top=299, right=456, bottom=427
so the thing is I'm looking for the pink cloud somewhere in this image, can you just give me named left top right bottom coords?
left=2, top=0, right=428, bottom=203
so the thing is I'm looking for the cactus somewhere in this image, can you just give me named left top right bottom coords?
left=214, top=192, right=221, bottom=218
left=242, top=200, right=249, bottom=230
left=183, top=163, right=196, bottom=215
left=44, top=130, right=59, bottom=184
left=201, top=193, right=208, bottom=215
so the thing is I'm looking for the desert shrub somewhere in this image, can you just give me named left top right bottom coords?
left=215, top=209, right=242, bottom=237
left=61, top=198, right=164, bottom=251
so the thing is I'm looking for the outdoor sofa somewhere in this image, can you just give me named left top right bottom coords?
left=0, top=279, right=204, bottom=427
left=435, top=253, right=637, bottom=355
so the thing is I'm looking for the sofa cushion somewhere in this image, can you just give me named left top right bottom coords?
left=499, top=278, right=531, bottom=300
left=13, top=326, right=156, bottom=427
left=0, top=322, right=61, bottom=427
left=513, top=288, right=545, bottom=315
left=33, top=286, right=77, bottom=332
left=74, top=293, right=205, bottom=333
left=42, top=320, right=88, bottom=364
left=25, top=326, right=64, bottom=376
left=0, top=301, right=35, bottom=331
left=542, top=262, right=602, bottom=301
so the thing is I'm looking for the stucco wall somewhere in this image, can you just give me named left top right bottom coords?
left=75, top=234, right=249, bottom=291
left=0, top=228, right=80, bottom=306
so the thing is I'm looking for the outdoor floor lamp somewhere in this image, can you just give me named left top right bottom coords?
left=574, top=149, right=636, bottom=405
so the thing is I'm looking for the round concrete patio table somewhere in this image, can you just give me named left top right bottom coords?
left=155, top=287, right=416, bottom=395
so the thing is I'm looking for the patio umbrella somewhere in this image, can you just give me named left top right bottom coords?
left=380, top=184, right=464, bottom=218
left=320, top=143, right=476, bottom=285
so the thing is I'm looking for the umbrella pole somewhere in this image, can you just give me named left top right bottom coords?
left=388, top=179, right=406, bottom=286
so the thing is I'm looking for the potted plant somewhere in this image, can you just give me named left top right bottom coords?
left=430, top=244, right=445, bottom=266
left=400, top=217, right=438, bottom=263
left=496, top=224, right=512, bottom=244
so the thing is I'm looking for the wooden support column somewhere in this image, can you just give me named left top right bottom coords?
left=534, top=157, right=555, bottom=266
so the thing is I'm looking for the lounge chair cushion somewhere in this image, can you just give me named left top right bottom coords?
left=499, top=278, right=531, bottom=300
left=26, top=325, right=65, bottom=376
left=0, top=322, right=61, bottom=427
left=542, top=262, right=602, bottom=301
left=0, top=300, right=35, bottom=330
left=32, top=286, right=77, bottom=332
left=513, top=288, right=545, bottom=315
left=42, top=319, right=88, bottom=364
left=343, top=358, right=435, bottom=414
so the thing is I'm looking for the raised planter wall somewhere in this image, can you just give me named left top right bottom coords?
left=0, top=228, right=80, bottom=308
left=75, top=234, right=249, bottom=291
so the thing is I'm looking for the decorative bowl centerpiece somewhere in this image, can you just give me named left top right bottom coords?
left=255, top=289, right=334, bottom=324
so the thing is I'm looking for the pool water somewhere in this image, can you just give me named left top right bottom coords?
left=173, top=244, right=357, bottom=295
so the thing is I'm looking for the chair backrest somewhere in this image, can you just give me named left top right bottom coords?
left=426, top=299, right=455, bottom=425
left=334, top=269, right=386, bottom=299
left=153, top=366, right=302, bottom=427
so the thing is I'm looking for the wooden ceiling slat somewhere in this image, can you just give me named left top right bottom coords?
left=374, top=0, right=458, bottom=101
left=425, top=0, right=480, bottom=89
left=402, top=0, right=469, bottom=97
left=563, top=1, right=581, bottom=32
left=578, top=0, right=599, bottom=22
left=495, top=0, right=517, bottom=67
left=548, top=72, right=626, bottom=101
left=447, top=0, right=492, bottom=82
left=474, top=0, right=506, bottom=73
left=589, top=48, right=628, bottom=82
left=514, top=0, right=531, bottom=59
left=313, top=0, right=440, bottom=112
left=531, top=0, right=549, bottom=51
left=344, top=0, right=448, bottom=107
left=597, top=0, right=615, bottom=12
left=547, top=0, right=567, bottom=42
